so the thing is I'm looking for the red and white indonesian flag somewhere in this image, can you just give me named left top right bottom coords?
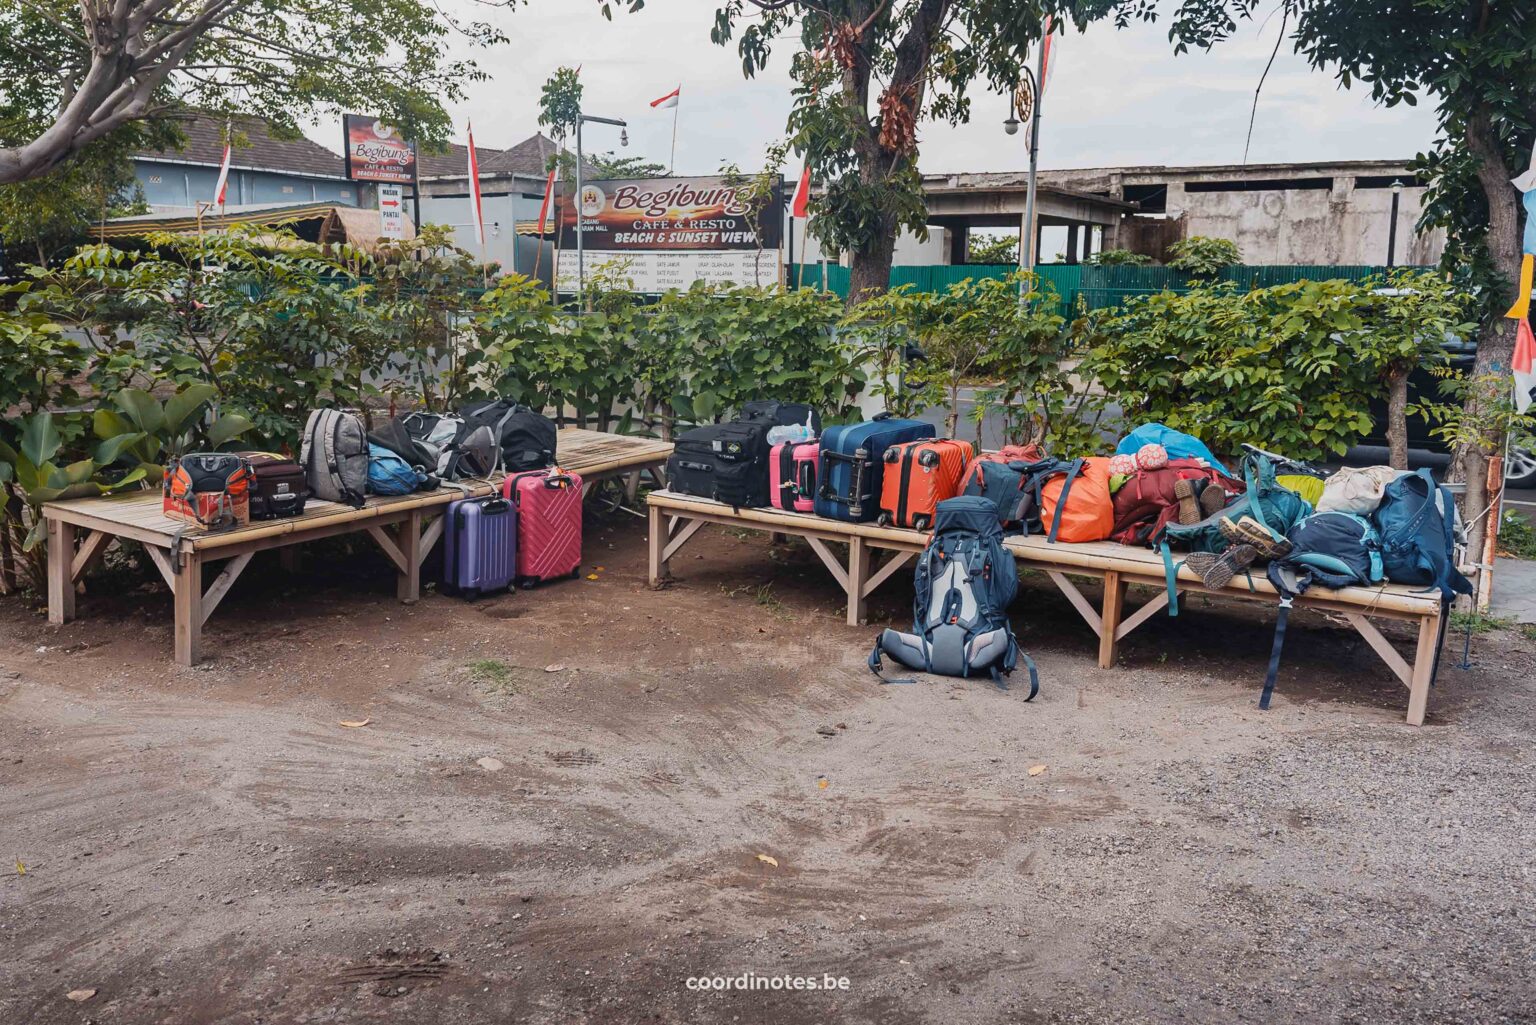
left=467, top=121, right=485, bottom=247
left=651, top=85, right=681, bottom=110
left=212, top=141, right=232, bottom=207
left=1040, top=15, right=1058, bottom=98
left=1516, top=319, right=1536, bottom=415
left=791, top=164, right=811, bottom=219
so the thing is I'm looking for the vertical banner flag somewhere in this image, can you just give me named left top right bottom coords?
left=537, top=164, right=557, bottom=237
left=1040, top=16, right=1057, bottom=98
left=1506, top=139, right=1536, bottom=411
left=791, top=164, right=811, bottom=218
left=212, top=135, right=233, bottom=208
left=467, top=121, right=485, bottom=247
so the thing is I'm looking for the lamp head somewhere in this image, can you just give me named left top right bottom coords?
left=620, top=128, right=629, bottom=148
left=1003, top=116, right=1020, bottom=136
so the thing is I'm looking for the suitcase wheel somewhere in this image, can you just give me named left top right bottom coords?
left=913, top=514, right=931, bottom=531
left=875, top=512, right=891, bottom=527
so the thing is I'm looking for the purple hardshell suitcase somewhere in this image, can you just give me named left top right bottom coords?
left=443, top=495, right=517, bottom=597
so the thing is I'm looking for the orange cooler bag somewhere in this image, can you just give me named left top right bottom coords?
left=1037, top=456, right=1115, bottom=543
left=877, top=439, right=974, bottom=530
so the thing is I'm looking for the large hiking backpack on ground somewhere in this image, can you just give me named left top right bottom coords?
left=300, top=409, right=368, bottom=508
left=1374, top=468, right=1474, bottom=599
left=1110, top=459, right=1243, bottom=546
left=869, top=496, right=1037, bottom=694
left=1258, top=511, right=1387, bottom=710
left=667, top=419, right=774, bottom=509
left=877, top=438, right=974, bottom=530
left=815, top=414, right=935, bottom=522
left=458, top=399, right=557, bottom=473
left=1029, top=456, right=1115, bottom=543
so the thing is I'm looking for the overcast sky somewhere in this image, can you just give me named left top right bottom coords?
left=313, top=1, right=1438, bottom=174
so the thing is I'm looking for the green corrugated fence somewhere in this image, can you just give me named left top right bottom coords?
left=789, top=262, right=1431, bottom=315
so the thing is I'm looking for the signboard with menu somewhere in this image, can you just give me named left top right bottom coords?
left=554, top=174, right=783, bottom=292
left=343, top=114, right=416, bottom=183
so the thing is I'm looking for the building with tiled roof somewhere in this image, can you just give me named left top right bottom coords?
left=132, top=113, right=360, bottom=213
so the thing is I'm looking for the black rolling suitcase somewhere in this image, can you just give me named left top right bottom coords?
left=665, top=420, right=773, bottom=509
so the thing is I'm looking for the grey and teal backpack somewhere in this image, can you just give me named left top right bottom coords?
left=869, top=496, right=1038, bottom=696
left=1161, top=451, right=1312, bottom=555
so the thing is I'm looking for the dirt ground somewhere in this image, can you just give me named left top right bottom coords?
left=2, top=508, right=1534, bottom=1025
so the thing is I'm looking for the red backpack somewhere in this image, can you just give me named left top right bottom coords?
left=1110, top=459, right=1243, bottom=546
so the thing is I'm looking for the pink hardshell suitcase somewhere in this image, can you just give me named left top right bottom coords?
left=768, top=440, right=819, bottom=513
left=502, top=467, right=583, bottom=586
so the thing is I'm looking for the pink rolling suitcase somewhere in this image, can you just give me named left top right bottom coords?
left=768, top=440, right=818, bottom=513
left=502, top=467, right=583, bottom=586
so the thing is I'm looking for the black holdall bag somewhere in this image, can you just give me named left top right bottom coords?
left=458, top=399, right=557, bottom=473
left=665, top=419, right=774, bottom=509
left=739, top=399, right=822, bottom=436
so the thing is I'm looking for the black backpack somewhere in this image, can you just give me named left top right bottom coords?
left=739, top=399, right=822, bottom=436
left=458, top=399, right=557, bottom=473
left=666, top=419, right=774, bottom=509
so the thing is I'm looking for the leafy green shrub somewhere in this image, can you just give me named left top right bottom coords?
left=1088, top=279, right=1385, bottom=461
left=1166, top=236, right=1242, bottom=277
left=1086, top=248, right=1152, bottom=267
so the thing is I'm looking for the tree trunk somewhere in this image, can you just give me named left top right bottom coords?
left=1386, top=365, right=1410, bottom=469
left=1458, top=112, right=1524, bottom=570
left=848, top=227, right=896, bottom=307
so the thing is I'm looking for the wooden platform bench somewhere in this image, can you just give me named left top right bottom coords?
left=646, top=490, right=1452, bottom=725
left=43, top=428, right=673, bottom=667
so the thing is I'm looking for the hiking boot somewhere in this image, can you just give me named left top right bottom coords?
left=1184, top=543, right=1259, bottom=590
left=1173, top=479, right=1203, bottom=525
left=1219, top=515, right=1293, bottom=560
left=1199, top=482, right=1228, bottom=519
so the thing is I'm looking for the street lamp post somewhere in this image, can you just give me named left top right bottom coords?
left=1007, top=36, right=1047, bottom=306
left=1386, top=179, right=1404, bottom=268
left=573, top=110, right=629, bottom=299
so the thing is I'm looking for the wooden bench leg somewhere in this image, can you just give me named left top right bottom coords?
left=1098, top=571, right=1126, bottom=669
left=278, top=546, right=301, bottom=574
left=173, top=549, right=203, bottom=667
left=847, top=536, right=870, bottom=626
left=1406, top=614, right=1440, bottom=727
left=46, top=517, right=76, bottom=625
left=648, top=501, right=668, bottom=585
left=397, top=510, right=422, bottom=604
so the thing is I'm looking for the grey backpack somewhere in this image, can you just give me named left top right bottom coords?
left=300, top=408, right=368, bottom=508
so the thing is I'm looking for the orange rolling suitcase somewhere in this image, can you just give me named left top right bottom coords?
left=877, top=439, right=974, bottom=530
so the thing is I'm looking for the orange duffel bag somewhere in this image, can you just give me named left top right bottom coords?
left=1033, top=456, right=1115, bottom=543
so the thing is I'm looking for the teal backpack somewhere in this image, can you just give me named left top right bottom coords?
left=1158, top=452, right=1313, bottom=613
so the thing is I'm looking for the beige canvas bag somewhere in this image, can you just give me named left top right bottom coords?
left=1316, top=465, right=1404, bottom=515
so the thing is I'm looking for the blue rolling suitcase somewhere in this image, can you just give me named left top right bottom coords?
left=814, top=413, right=936, bottom=522
left=443, top=496, right=517, bottom=597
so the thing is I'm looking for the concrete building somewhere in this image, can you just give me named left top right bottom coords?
left=798, top=159, right=1444, bottom=269
left=132, top=115, right=359, bottom=214
left=1041, top=160, right=1443, bottom=266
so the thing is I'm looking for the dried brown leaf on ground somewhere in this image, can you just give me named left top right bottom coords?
left=1028, top=764, right=1047, bottom=777
left=756, top=853, right=779, bottom=868
left=66, top=989, right=96, bottom=1002
left=338, top=719, right=371, bottom=728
